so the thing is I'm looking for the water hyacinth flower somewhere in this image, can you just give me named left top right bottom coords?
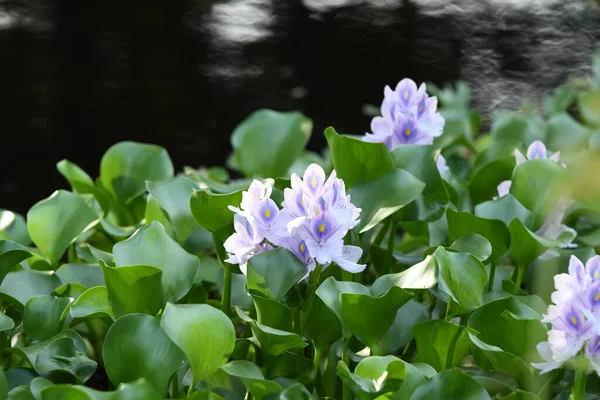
left=363, top=78, right=445, bottom=149
left=224, top=164, right=365, bottom=277
left=533, top=255, right=600, bottom=374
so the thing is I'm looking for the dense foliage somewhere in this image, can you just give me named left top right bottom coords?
left=2, top=56, right=600, bottom=400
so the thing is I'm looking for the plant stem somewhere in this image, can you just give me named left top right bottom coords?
left=171, top=372, right=179, bottom=398
left=301, top=264, right=323, bottom=334
left=222, top=262, right=232, bottom=315
left=373, top=219, right=391, bottom=247
left=570, top=370, right=587, bottom=400
left=187, top=378, right=195, bottom=398
left=487, top=262, right=496, bottom=293
left=342, top=337, right=351, bottom=400
left=444, top=297, right=453, bottom=321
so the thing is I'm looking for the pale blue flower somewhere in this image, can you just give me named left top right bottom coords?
left=363, top=78, right=445, bottom=149
left=224, top=214, right=272, bottom=274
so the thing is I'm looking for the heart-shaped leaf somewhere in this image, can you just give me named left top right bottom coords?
left=220, top=360, right=283, bottom=400
left=23, top=295, right=72, bottom=341
left=161, top=303, right=235, bottom=382
left=449, top=233, right=492, bottom=262
left=27, top=190, right=99, bottom=266
left=55, top=264, right=105, bottom=288
left=0, top=240, right=32, bottom=285
left=475, top=194, right=534, bottom=229
left=190, top=190, right=243, bottom=233
left=69, top=286, right=114, bottom=320
left=410, top=368, right=491, bottom=400
left=0, top=210, right=31, bottom=245
left=103, top=314, right=185, bottom=394
left=412, top=320, right=473, bottom=371
left=447, top=209, right=510, bottom=261
left=0, top=269, right=61, bottom=307
left=246, top=248, right=307, bottom=301
left=113, top=222, right=198, bottom=302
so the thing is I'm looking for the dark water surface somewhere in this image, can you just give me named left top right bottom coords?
left=1, top=0, right=599, bottom=214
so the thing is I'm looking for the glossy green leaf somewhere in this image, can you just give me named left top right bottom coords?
left=220, top=360, right=283, bottom=399
left=40, top=379, right=163, bottom=400
left=0, top=309, right=14, bottom=331
left=0, top=240, right=32, bottom=284
left=447, top=208, right=510, bottom=261
left=348, top=168, right=425, bottom=233
left=390, top=145, right=449, bottom=221
left=69, top=286, right=114, bottom=320
left=412, top=320, right=472, bottom=371
left=247, top=248, right=307, bottom=301
left=315, top=277, right=369, bottom=336
left=190, top=189, right=243, bottom=233
left=434, top=247, right=488, bottom=315
left=304, top=295, right=342, bottom=356
left=55, top=264, right=105, bottom=288
left=113, top=222, right=198, bottom=302
left=510, top=160, right=567, bottom=230
left=475, top=194, right=534, bottom=229
left=0, top=368, right=7, bottom=400
left=469, top=157, right=515, bottom=205
left=449, top=233, right=492, bottom=262
left=23, top=295, right=72, bottom=341
left=8, top=386, right=35, bottom=400
left=340, top=286, right=412, bottom=354
left=410, top=368, right=491, bottom=400
left=30, top=377, right=53, bottom=400
left=546, top=113, right=590, bottom=152
left=337, top=356, right=428, bottom=399
left=230, top=109, right=312, bottom=177
left=0, top=268, right=61, bottom=307
left=27, top=190, right=99, bottom=265
left=578, top=89, right=600, bottom=128
left=251, top=294, right=293, bottom=331
left=325, top=127, right=393, bottom=187
left=100, top=141, right=174, bottom=203
left=100, top=261, right=164, bottom=318
left=7, top=330, right=96, bottom=383
left=0, top=210, right=31, bottom=245
left=147, top=177, right=208, bottom=244
left=377, top=300, right=430, bottom=355
left=499, top=391, right=542, bottom=400
left=56, top=160, right=95, bottom=194
left=161, top=303, right=235, bottom=381
left=103, top=314, right=185, bottom=394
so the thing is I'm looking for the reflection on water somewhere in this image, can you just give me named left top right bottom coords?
left=1, top=0, right=599, bottom=213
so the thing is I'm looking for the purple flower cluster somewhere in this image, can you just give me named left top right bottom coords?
left=533, top=255, right=600, bottom=374
left=224, top=164, right=365, bottom=276
left=363, top=78, right=445, bottom=149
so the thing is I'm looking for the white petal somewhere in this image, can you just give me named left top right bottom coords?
left=514, top=149, right=527, bottom=165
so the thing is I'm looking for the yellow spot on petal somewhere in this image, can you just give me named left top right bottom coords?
left=405, top=128, right=412, bottom=136
left=571, top=316, right=578, bottom=326
left=300, top=200, right=304, bottom=207
left=419, top=105, right=423, bottom=112
left=300, top=243, right=305, bottom=253
left=404, top=91, right=409, bottom=100
left=311, top=178, right=317, bottom=188
left=595, top=271, right=599, bottom=280
left=595, top=292, right=600, bottom=302
left=318, top=223, right=326, bottom=233
left=264, top=209, right=271, bottom=218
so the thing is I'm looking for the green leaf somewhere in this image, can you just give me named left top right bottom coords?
left=0, top=210, right=32, bottom=245
left=304, top=296, right=342, bottom=356
left=7, top=330, right=96, bottom=383
left=491, top=110, right=544, bottom=146
left=246, top=248, right=307, bottom=301
left=475, top=194, right=534, bottom=229
left=370, top=255, right=438, bottom=292
left=348, top=168, right=425, bottom=233
left=0, top=368, right=7, bottom=400
left=447, top=208, right=510, bottom=261
left=546, top=113, right=590, bottom=152
left=23, top=295, right=72, bottom=341
left=377, top=300, right=430, bottom=355
left=220, top=360, right=283, bottom=399
left=100, top=261, right=164, bottom=318
left=103, top=314, right=185, bottom=395
left=190, top=190, right=243, bottom=233
left=340, top=286, right=412, bottom=354
left=410, top=368, right=491, bottom=400
left=0, top=240, right=32, bottom=284
left=69, top=286, right=114, bottom=320
left=0, top=269, right=61, bottom=307
left=55, top=264, right=105, bottom=288
left=113, top=222, right=198, bottom=302
left=469, top=157, right=515, bottom=205
left=578, top=89, right=600, bottom=128
left=324, top=127, right=394, bottom=187
left=100, top=141, right=174, bottom=203
left=337, top=356, right=428, bottom=399
left=468, top=297, right=546, bottom=361
left=161, top=303, right=235, bottom=381
left=8, top=386, right=35, bottom=400
left=30, top=377, right=53, bottom=400
left=231, top=109, right=312, bottom=177
left=315, top=277, right=369, bottom=336
left=251, top=294, right=293, bottom=331
left=56, top=160, right=95, bottom=194
left=449, top=233, right=492, bottom=262
left=390, top=145, right=449, bottom=221
left=147, top=177, right=208, bottom=244
left=4, top=369, right=36, bottom=392
left=499, top=391, right=542, bottom=400
left=40, top=379, right=163, bottom=400
left=434, top=247, right=488, bottom=315
left=27, top=190, right=99, bottom=265
left=510, top=159, right=567, bottom=230
left=412, top=320, right=472, bottom=371
left=237, top=309, right=307, bottom=356
left=0, top=309, right=14, bottom=331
